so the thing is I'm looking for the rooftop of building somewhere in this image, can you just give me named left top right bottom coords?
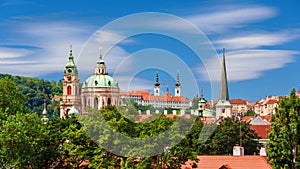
left=182, top=155, right=271, bottom=169
left=121, top=90, right=190, bottom=102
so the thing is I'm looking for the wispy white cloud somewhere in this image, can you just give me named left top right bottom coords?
left=200, top=49, right=297, bottom=82
left=187, top=6, right=277, bottom=34
left=215, top=30, right=300, bottom=49
left=0, top=47, right=34, bottom=59
left=0, top=19, right=91, bottom=76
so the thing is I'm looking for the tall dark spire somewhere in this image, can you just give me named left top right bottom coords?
left=175, top=72, right=180, bottom=87
left=155, top=71, right=160, bottom=86
left=220, top=48, right=229, bottom=100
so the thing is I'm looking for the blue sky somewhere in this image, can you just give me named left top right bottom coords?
left=1, top=0, right=300, bottom=101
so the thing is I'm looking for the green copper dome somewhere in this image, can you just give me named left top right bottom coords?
left=82, top=74, right=119, bottom=88
left=69, top=106, right=79, bottom=116
left=65, top=47, right=77, bottom=74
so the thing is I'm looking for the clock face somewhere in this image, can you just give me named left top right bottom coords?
left=67, top=75, right=72, bottom=81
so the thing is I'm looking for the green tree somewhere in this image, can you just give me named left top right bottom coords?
left=60, top=116, right=98, bottom=168
left=81, top=106, right=198, bottom=168
left=0, top=78, right=27, bottom=119
left=267, top=89, right=300, bottom=169
left=0, top=73, right=63, bottom=117
left=0, top=113, right=60, bottom=168
left=209, top=118, right=260, bottom=155
left=244, top=110, right=255, bottom=116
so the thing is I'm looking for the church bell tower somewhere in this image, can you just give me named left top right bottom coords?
left=215, top=48, right=232, bottom=120
left=154, top=72, right=160, bottom=96
left=60, top=45, right=81, bottom=118
left=175, top=73, right=181, bottom=97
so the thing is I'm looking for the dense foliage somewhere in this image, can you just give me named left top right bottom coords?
left=0, top=74, right=62, bottom=117
left=267, top=89, right=300, bottom=169
left=0, top=77, right=265, bottom=168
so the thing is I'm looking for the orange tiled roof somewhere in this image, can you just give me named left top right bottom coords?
left=241, top=116, right=271, bottom=123
left=241, top=116, right=254, bottom=122
left=264, top=99, right=277, bottom=105
left=250, top=125, right=271, bottom=139
left=122, top=90, right=189, bottom=102
left=182, top=155, right=271, bottom=169
left=260, top=116, right=271, bottom=122
left=230, top=99, right=248, bottom=105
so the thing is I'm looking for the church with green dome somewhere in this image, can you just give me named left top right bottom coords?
left=60, top=46, right=120, bottom=118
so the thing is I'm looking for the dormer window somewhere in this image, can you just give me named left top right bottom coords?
left=108, top=81, right=111, bottom=86
left=95, top=80, right=98, bottom=85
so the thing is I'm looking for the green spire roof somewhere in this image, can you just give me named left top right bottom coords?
left=65, top=45, right=77, bottom=74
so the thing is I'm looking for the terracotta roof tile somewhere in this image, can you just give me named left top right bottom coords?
left=250, top=125, right=271, bottom=139
left=122, top=90, right=189, bottom=102
left=230, top=99, right=248, bottom=105
left=182, top=155, right=271, bottom=169
left=264, top=99, right=277, bottom=105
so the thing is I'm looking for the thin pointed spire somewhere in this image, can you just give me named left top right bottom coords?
left=42, top=99, right=47, bottom=115
left=66, top=44, right=76, bottom=71
left=155, top=71, right=160, bottom=86
left=175, top=72, right=180, bottom=87
left=220, top=48, right=229, bottom=100
left=42, top=99, right=49, bottom=123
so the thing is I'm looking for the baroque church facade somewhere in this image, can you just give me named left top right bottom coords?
left=60, top=46, right=120, bottom=118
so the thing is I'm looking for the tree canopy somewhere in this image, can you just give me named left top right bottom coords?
left=267, top=89, right=300, bottom=169
left=0, top=74, right=62, bottom=117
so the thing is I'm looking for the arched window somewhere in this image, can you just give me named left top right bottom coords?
left=107, top=98, right=111, bottom=105
left=95, top=97, right=99, bottom=109
left=67, top=86, right=72, bottom=95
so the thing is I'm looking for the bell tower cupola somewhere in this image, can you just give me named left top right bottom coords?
left=95, top=47, right=107, bottom=75
left=60, top=45, right=81, bottom=118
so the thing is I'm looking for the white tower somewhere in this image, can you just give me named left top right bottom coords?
left=216, top=48, right=232, bottom=119
left=154, top=72, right=160, bottom=96
left=175, top=73, right=181, bottom=96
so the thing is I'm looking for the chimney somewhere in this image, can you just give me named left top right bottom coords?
left=260, top=147, right=266, bottom=156
left=233, top=145, right=244, bottom=156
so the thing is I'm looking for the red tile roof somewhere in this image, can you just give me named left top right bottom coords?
left=241, top=116, right=254, bottom=122
left=250, top=125, right=271, bottom=139
left=241, top=116, right=271, bottom=123
left=182, top=155, right=271, bottom=169
left=264, top=99, right=277, bottom=105
left=121, top=90, right=189, bottom=102
left=230, top=99, right=248, bottom=105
